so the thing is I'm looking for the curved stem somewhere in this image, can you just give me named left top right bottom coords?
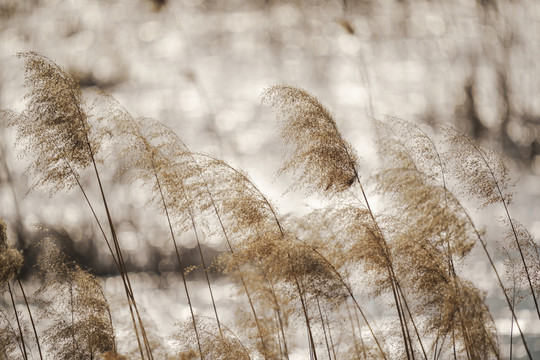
left=316, top=297, right=333, bottom=360
left=7, top=282, right=28, bottom=360
left=15, top=271, right=43, bottom=360
left=152, top=165, right=204, bottom=360
left=458, top=203, right=532, bottom=359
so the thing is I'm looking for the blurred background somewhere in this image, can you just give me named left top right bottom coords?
left=1, top=0, right=540, bottom=356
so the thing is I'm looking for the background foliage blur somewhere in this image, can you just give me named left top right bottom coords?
left=1, top=0, right=539, bottom=277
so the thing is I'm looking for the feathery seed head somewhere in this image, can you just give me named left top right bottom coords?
left=0, top=219, right=23, bottom=283
left=444, top=127, right=513, bottom=207
left=0, top=219, right=7, bottom=250
left=9, top=52, right=99, bottom=194
left=172, top=316, right=250, bottom=360
left=36, top=236, right=116, bottom=359
left=262, top=85, right=358, bottom=194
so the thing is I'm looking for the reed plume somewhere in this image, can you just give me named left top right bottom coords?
left=7, top=52, right=152, bottom=359
left=172, top=316, right=250, bottom=360
left=35, top=236, right=117, bottom=360
left=261, top=85, right=358, bottom=194
left=0, top=219, right=26, bottom=360
left=263, top=85, right=415, bottom=359
left=102, top=96, right=205, bottom=358
left=6, top=52, right=100, bottom=194
left=0, top=220, right=23, bottom=284
left=2, top=51, right=538, bottom=360
left=374, top=119, right=498, bottom=358
left=445, top=128, right=540, bottom=320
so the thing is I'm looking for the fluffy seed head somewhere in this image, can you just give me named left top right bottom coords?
left=262, top=85, right=358, bottom=195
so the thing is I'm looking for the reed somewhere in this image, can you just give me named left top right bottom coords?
left=0, top=54, right=537, bottom=360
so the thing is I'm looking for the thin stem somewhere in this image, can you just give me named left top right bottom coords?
left=298, top=241, right=387, bottom=359
left=458, top=203, right=532, bottom=359
left=15, top=271, right=43, bottom=360
left=274, top=309, right=284, bottom=359
left=350, top=155, right=415, bottom=359
left=88, top=151, right=151, bottom=359
left=192, top=211, right=223, bottom=338
left=510, top=287, right=516, bottom=360
left=352, top=303, right=367, bottom=360
left=7, top=282, right=28, bottom=360
left=346, top=300, right=362, bottom=360
left=72, top=93, right=151, bottom=359
left=291, top=265, right=318, bottom=360
left=267, top=276, right=290, bottom=360
left=395, top=281, right=428, bottom=360
left=196, top=163, right=269, bottom=356
left=316, top=297, right=332, bottom=360
left=74, top=170, right=145, bottom=359
left=324, top=309, right=337, bottom=360
left=498, top=189, right=540, bottom=318
left=459, top=132, right=540, bottom=319
left=152, top=161, right=204, bottom=360
left=66, top=158, right=146, bottom=359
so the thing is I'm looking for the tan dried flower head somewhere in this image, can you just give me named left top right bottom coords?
left=501, top=219, right=540, bottom=297
left=36, top=236, right=116, bottom=360
left=193, top=154, right=282, bottom=252
left=436, top=280, right=499, bottom=359
left=0, top=308, right=26, bottom=360
left=101, top=93, right=201, bottom=231
left=0, top=219, right=6, bottom=249
left=377, top=117, right=450, bottom=188
left=444, top=127, right=513, bottom=207
left=300, top=204, right=399, bottom=301
left=172, top=316, right=250, bottom=360
left=374, top=125, right=476, bottom=258
left=0, top=219, right=23, bottom=283
left=262, top=85, right=358, bottom=194
left=8, top=52, right=101, bottom=194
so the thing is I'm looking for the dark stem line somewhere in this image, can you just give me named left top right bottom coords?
left=200, top=155, right=312, bottom=359
left=71, top=91, right=151, bottom=359
left=298, top=241, right=387, bottom=359
left=144, top=127, right=269, bottom=357
left=452, top=331, right=457, bottom=360
left=290, top=262, right=318, bottom=360
left=352, top=166, right=415, bottom=360
left=195, top=166, right=269, bottom=356
left=66, top=161, right=145, bottom=358
left=15, top=271, right=43, bottom=360
left=497, top=186, right=540, bottom=318
left=337, top=117, right=422, bottom=358
left=70, top=169, right=145, bottom=360
left=395, top=281, right=428, bottom=360
left=187, top=201, right=223, bottom=338
left=459, top=204, right=532, bottom=359
left=7, top=282, right=28, bottom=360
left=267, top=277, right=290, bottom=360
left=510, top=286, right=516, bottom=360
left=70, top=169, right=120, bottom=270
left=88, top=151, right=152, bottom=360
left=461, top=132, right=540, bottom=320
left=316, top=297, right=332, bottom=360
left=346, top=300, right=362, bottom=360
left=274, top=310, right=284, bottom=359
left=352, top=302, right=367, bottom=360
left=389, top=272, right=412, bottom=360
left=152, top=161, right=204, bottom=360
left=324, top=309, right=337, bottom=360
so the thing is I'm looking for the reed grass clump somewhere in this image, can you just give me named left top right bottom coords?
left=1, top=53, right=538, bottom=359
left=35, top=236, right=116, bottom=360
